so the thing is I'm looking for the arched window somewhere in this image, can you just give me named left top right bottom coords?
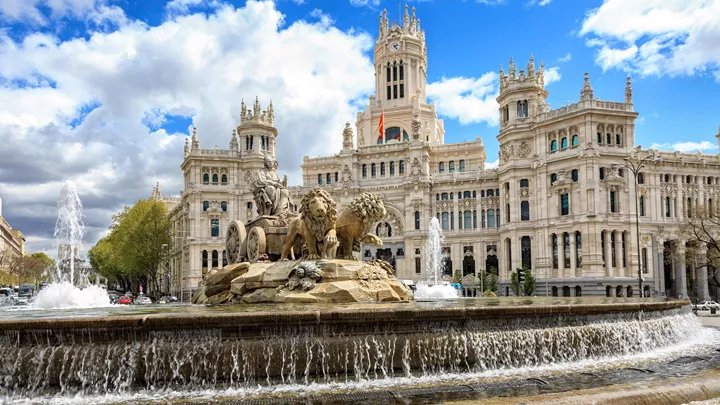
left=203, top=173, right=209, bottom=184
left=606, top=133, right=611, bottom=144
left=576, top=232, right=582, bottom=266
left=615, top=134, right=621, bottom=145
left=487, top=189, right=494, bottom=197
left=221, top=201, right=227, bottom=212
left=203, top=201, right=209, bottom=211
left=550, top=140, right=557, bottom=151
left=212, top=174, right=218, bottom=184
left=399, top=160, right=405, bottom=174
left=371, top=163, right=377, bottom=177
left=326, top=173, right=332, bottom=184
left=638, top=173, right=645, bottom=184
left=441, top=193, right=448, bottom=200
left=523, top=100, right=528, bottom=118
left=571, top=135, right=579, bottom=146
left=389, top=161, right=395, bottom=176
left=380, top=162, right=386, bottom=176
left=472, top=191, right=476, bottom=198
left=436, top=193, right=439, bottom=201
left=521, top=201, right=530, bottom=221
left=571, top=169, right=579, bottom=182
left=481, top=190, right=485, bottom=198
left=463, top=191, right=472, bottom=198
left=517, top=101, right=523, bottom=118
left=317, top=174, right=322, bottom=185
left=449, top=161, right=455, bottom=173
left=385, top=127, right=409, bottom=143
left=202, top=250, right=208, bottom=268
left=597, top=132, right=602, bottom=144
left=506, top=203, right=510, bottom=223
left=550, top=173, right=557, bottom=185
left=561, top=138, right=568, bottom=148
left=221, top=174, right=227, bottom=184
left=439, top=162, right=445, bottom=173
left=459, top=160, right=465, bottom=172
left=414, top=211, right=420, bottom=230
left=212, top=250, right=218, bottom=268
left=211, top=219, right=220, bottom=237
left=362, top=164, right=367, bottom=178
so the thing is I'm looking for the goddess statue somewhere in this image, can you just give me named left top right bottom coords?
left=252, top=156, right=293, bottom=218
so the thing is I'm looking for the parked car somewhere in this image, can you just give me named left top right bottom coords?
left=697, top=301, right=720, bottom=311
left=107, top=293, right=120, bottom=304
left=117, top=295, right=132, bottom=305
left=134, top=295, right=152, bottom=305
left=157, top=296, right=179, bottom=304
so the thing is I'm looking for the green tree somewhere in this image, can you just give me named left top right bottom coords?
left=523, top=267, right=536, bottom=296
left=89, top=199, right=172, bottom=296
left=452, top=269, right=462, bottom=284
left=510, top=271, right=520, bottom=296
left=478, top=271, right=499, bottom=293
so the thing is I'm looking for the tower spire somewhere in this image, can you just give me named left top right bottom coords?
left=581, top=72, right=594, bottom=101
left=625, top=76, right=633, bottom=104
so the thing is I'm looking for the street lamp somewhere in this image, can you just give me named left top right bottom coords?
left=623, top=149, right=657, bottom=298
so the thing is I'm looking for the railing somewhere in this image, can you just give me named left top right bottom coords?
left=537, top=99, right=633, bottom=123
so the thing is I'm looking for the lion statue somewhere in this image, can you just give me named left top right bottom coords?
left=334, top=192, right=386, bottom=260
left=281, top=188, right=338, bottom=260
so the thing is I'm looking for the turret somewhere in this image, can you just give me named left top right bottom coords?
left=497, top=55, right=547, bottom=126
left=230, top=129, right=238, bottom=152
left=236, top=96, right=278, bottom=157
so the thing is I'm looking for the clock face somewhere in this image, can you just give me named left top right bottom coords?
left=388, top=41, right=401, bottom=52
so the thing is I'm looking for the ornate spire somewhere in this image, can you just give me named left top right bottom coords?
left=268, top=100, right=274, bottom=121
left=411, top=6, right=416, bottom=30
left=184, top=137, right=189, bottom=157
left=253, top=96, right=261, bottom=116
left=241, top=98, right=246, bottom=119
left=191, top=126, right=199, bottom=150
left=527, top=53, right=535, bottom=77
left=580, top=72, right=594, bottom=101
left=151, top=182, right=162, bottom=201
left=230, top=129, right=238, bottom=151
left=403, top=4, right=409, bottom=28
left=624, top=76, right=633, bottom=104
left=508, top=57, right=516, bottom=79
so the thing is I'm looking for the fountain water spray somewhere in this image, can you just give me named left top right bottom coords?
left=54, top=180, right=85, bottom=285
left=414, top=217, right=459, bottom=299
left=31, top=180, right=111, bottom=309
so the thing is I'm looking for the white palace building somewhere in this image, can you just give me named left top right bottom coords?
left=156, top=6, right=720, bottom=301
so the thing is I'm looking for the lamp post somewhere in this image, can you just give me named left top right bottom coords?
left=623, top=150, right=657, bottom=298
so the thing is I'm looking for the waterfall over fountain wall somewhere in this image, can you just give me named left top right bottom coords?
left=1, top=302, right=713, bottom=400
left=415, top=217, right=459, bottom=299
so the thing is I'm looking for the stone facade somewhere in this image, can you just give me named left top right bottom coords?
left=0, top=197, right=25, bottom=259
left=159, top=6, right=720, bottom=301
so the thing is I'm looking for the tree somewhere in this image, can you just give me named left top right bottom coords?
left=680, top=206, right=720, bottom=293
left=479, top=271, right=498, bottom=294
left=510, top=271, right=520, bottom=296
left=523, top=267, right=536, bottom=296
left=453, top=269, right=462, bottom=284
left=89, top=199, right=172, bottom=297
left=0, top=249, right=53, bottom=286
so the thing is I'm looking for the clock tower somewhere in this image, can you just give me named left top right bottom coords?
left=374, top=6, right=428, bottom=108
left=355, top=5, right=443, bottom=147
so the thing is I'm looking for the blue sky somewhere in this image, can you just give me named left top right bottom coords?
left=1, top=0, right=719, bottom=253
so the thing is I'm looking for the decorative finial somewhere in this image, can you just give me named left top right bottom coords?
left=581, top=72, right=594, bottom=101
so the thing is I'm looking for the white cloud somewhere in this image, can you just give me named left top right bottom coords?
left=557, top=53, right=571, bottom=63
left=426, top=72, right=499, bottom=126
left=635, top=116, right=645, bottom=125
left=544, top=67, right=561, bottom=85
left=650, top=141, right=718, bottom=153
left=477, top=0, right=507, bottom=5
left=309, top=8, right=334, bottom=26
left=0, top=0, right=376, bottom=254
left=580, top=0, right=720, bottom=79
left=485, top=159, right=499, bottom=169
left=527, top=0, right=551, bottom=6
left=165, top=0, right=206, bottom=14
left=349, top=0, right=380, bottom=7
left=292, top=0, right=307, bottom=4
left=0, top=0, right=125, bottom=26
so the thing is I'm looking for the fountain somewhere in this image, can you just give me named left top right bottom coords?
left=31, top=180, right=111, bottom=309
left=414, top=217, right=460, bottom=299
left=2, top=168, right=718, bottom=404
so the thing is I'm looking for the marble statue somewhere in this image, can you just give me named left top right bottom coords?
left=252, top=156, right=292, bottom=218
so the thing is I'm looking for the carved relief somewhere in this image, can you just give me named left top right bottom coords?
left=341, top=165, right=353, bottom=189
left=411, top=113, right=422, bottom=140
left=516, top=142, right=530, bottom=157
left=410, top=157, right=423, bottom=183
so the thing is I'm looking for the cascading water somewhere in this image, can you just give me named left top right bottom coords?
left=0, top=310, right=717, bottom=402
left=31, top=180, right=111, bottom=309
left=414, top=217, right=459, bottom=299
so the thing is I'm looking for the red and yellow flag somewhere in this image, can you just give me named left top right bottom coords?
left=377, top=110, right=384, bottom=143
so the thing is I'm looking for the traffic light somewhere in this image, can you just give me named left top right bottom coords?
left=517, top=268, right=525, bottom=283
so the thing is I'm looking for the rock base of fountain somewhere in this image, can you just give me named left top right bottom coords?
left=192, top=259, right=413, bottom=304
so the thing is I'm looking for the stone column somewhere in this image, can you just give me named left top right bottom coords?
left=675, top=242, right=688, bottom=298
left=569, top=237, right=577, bottom=277
left=604, top=230, right=613, bottom=277
left=697, top=246, right=710, bottom=301
left=655, top=237, right=665, bottom=297
left=614, top=231, right=623, bottom=277
left=558, top=234, right=565, bottom=279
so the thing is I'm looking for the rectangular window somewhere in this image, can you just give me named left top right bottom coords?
left=521, top=201, right=530, bottom=221
left=399, top=84, right=404, bottom=98
left=415, top=257, right=421, bottom=274
left=393, top=65, right=397, bottom=81
left=639, top=196, right=645, bottom=216
left=393, top=84, right=397, bottom=99
left=387, top=86, right=391, bottom=100
left=459, top=160, right=465, bottom=172
left=362, top=164, right=367, bottom=178
left=317, top=174, right=322, bottom=185
left=464, top=211, right=472, bottom=229
left=642, top=248, right=648, bottom=274
left=390, top=161, right=395, bottom=176
left=449, top=161, right=455, bottom=173
left=563, top=233, right=570, bottom=268
left=326, top=173, right=332, bottom=184
left=399, top=160, right=405, bottom=174
left=665, top=197, right=671, bottom=217
left=560, top=194, right=569, bottom=216
left=211, top=219, right=220, bottom=237
left=335, top=172, right=338, bottom=183
left=441, top=212, right=449, bottom=230
left=610, top=191, right=617, bottom=213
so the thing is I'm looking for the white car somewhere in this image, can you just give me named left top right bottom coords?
left=697, top=301, right=720, bottom=311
